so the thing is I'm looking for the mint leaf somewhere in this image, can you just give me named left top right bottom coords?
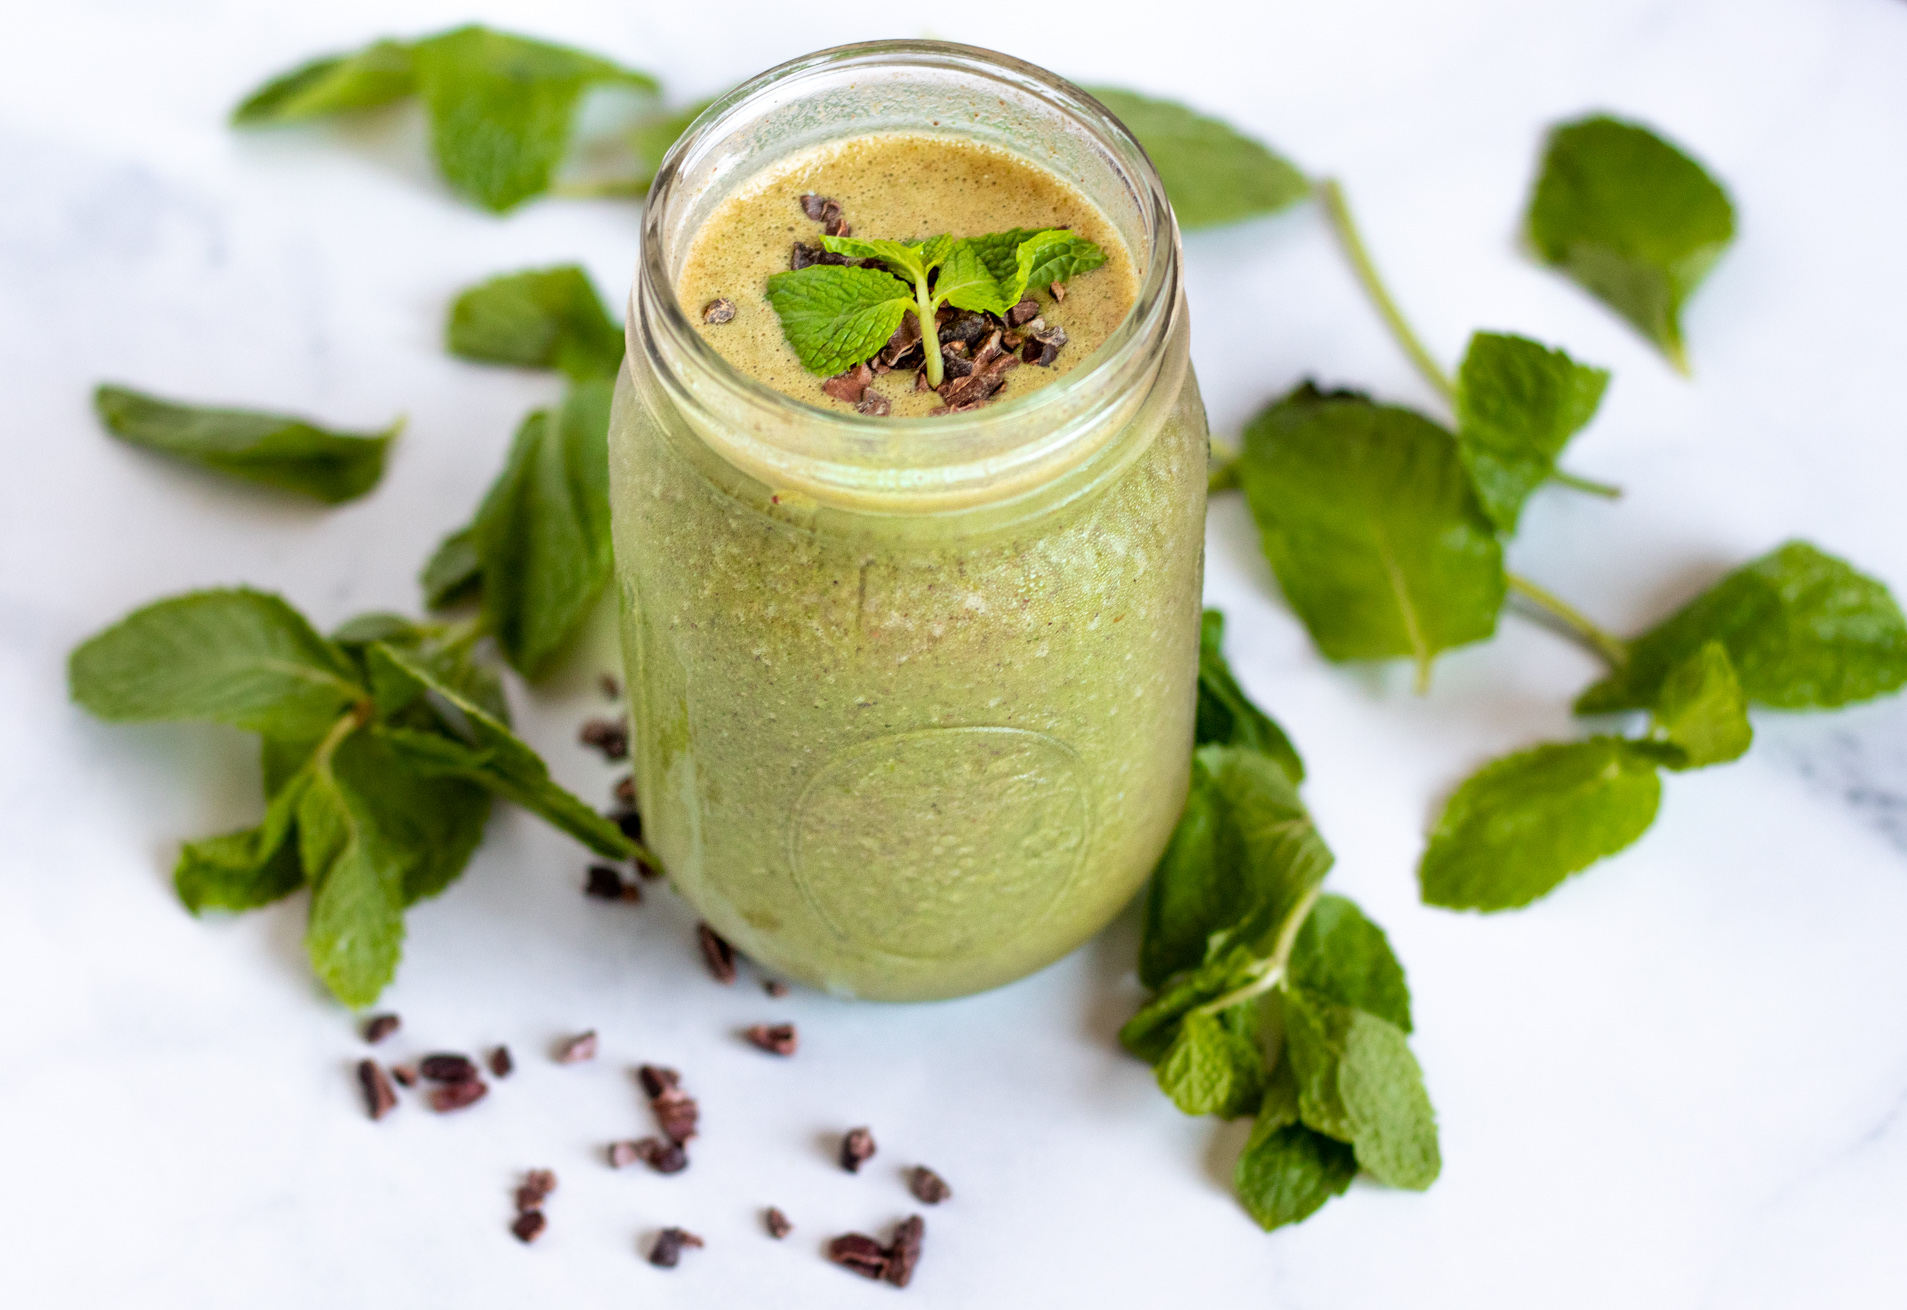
left=333, top=612, right=510, bottom=725
left=1121, top=945, right=1262, bottom=1063
left=94, top=384, right=397, bottom=504
left=1086, top=88, right=1310, bottom=231
left=69, top=589, right=365, bottom=740
left=1452, top=333, right=1610, bottom=532
left=474, top=380, right=615, bottom=678
left=1577, top=541, right=1907, bottom=714
left=420, top=526, right=482, bottom=610
left=1284, top=989, right=1440, bottom=1189
left=1234, top=1062, right=1358, bottom=1231
left=1156, top=1008, right=1266, bottom=1119
left=174, top=768, right=309, bottom=913
left=1016, top=229, right=1108, bottom=291
left=1527, top=114, right=1735, bottom=372
left=365, top=643, right=633, bottom=860
left=1196, top=608, right=1304, bottom=783
left=1419, top=737, right=1662, bottom=911
left=231, top=39, right=416, bottom=124
left=409, top=26, right=658, bottom=213
left=625, top=98, right=714, bottom=192
left=929, top=239, right=1017, bottom=318
left=1238, top=384, right=1505, bottom=686
left=1647, top=641, right=1752, bottom=770
left=446, top=265, right=624, bottom=380
left=1288, top=894, right=1412, bottom=1033
left=763, top=265, right=914, bottom=377
left=819, top=235, right=934, bottom=284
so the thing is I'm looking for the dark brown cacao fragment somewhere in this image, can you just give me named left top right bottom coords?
left=357, top=1060, right=397, bottom=1120
left=516, top=1169, right=557, bottom=1211
left=696, top=923, right=737, bottom=984
left=886, top=1215, right=925, bottom=1288
left=743, top=1023, right=798, bottom=1056
left=800, top=193, right=830, bottom=221
left=764, top=1207, right=793, bottom=1239
left=822, top=362, right=874, bottom=403
left=701, top=297, right=736, bottom=325
left=489, top=1046, right=514, bottom=1079
left=554, top=1031, right=598, bottom=1065
left=511, top=1210, right=546, bottom=1244
left=639, top=1065, right=700, bottom=1144
left=420, top=1054, right=479, bottom=1084
left=361, top=1013, right=400, bottom=1044
left=648, top=1227, right=703, bottom=1268
left=827, top=1233, right=889, bottom=1281
left=429, top=1079, right=489, bottom=1112
left=585, top=864, right=627, bottom=900
left=1005, top=296, right=1041, bottom=327
left=631, top=1137, right=688, bottom=1174
left=390, top=1064, right=418, bottom=1088
left=764, top=979, right=790, bottom=998
left=580, top=718, right=628, bottom=761
left=907, top=1166, right=952, bottom=1205
left=839, top=1126, right=877, bottom=1173
left=855, top=393, right=891, bottom=417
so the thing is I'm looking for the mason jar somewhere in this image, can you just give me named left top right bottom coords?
left=609, top=40, right=1208, bottom=1001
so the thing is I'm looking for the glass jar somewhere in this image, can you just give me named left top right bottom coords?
left=610, top=40, right=1207, bottom=1001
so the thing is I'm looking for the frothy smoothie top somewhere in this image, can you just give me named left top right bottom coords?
left=675, top=133, right=1139, bottom=419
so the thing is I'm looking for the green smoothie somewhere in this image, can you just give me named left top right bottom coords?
left=611, top=91, right=1207, bottom=1000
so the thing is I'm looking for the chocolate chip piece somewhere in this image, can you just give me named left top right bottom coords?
left=511, top=1210, right=546, bottom=1244
left=613, top=774, right=636, bottom=808
left=1006, top=296, right=1041, bottom=328
left=743, top=1023, right=798, bottom=1056
left=580, top=718, right=628, bottom=761
left=1049, top=280, right=1067, bottom=302
left=390, top=1064, right=418, bottom=1088
left=429, top=1078, right=489, bottom=1112
left=648, top=1227, right=703, bottom=1268
left=697, top=923, right=737, bottom=984
left=799, top=193, right=831, bottom=221
left=420, top=1053, right=479, bottom=1084
left=822, top=361, right=874, bottom=403
left=586, top=864, right=627, bottom=900
left=885, top=1215, right=924, bottom=1288
left=840, top=1127, right=876, bottom=1173
left=701, top=297, right=736, bottom=325
left=855, top=393, right=891, bottom=417
left=554, top=1031, right=598, bottom=1065
left=629, top=1136, right=688, bottom=1174
left=827, top=1233, right=890, bottom=1281
left=764, top=979, right=790, bottom=998
left=357, top=1060, right=397, bottom=1120
left=639, top=1066, right=700, bottom=1144
left=489, top=1046, right=514, bottom=1079
left=764, top=1207, right=793, bottom=1239
left=516, top=1169, right=557, bottom=1211
left=361, top=1013, right=400, bottom=1045
left=599, top=673, right=622, bottom=699
left=908, top=1166, right=952, bottom=1204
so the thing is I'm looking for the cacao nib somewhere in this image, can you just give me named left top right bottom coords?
left=1022, top=323, right=1069, bottom=367
left=613, top=774, right=636, bottom=808
left=639, top=1065, right=700, bottom=1144
left=390, top=1064, right=418, bottom=1088
left=764, top=979, right=790, bottom=998
left=839, top=1126, right=877, bottom=1173
left=357, top=1060, right=397, bottom=1120
left=822, top=362, right=874, bottom=403
left=632, top=1136, right=688, bottom=1174
left=361, top=1013, right=400, bottom=1044
left=908, top=1165, right=952, bottom=1205
left=511, top=1210, right=546, bottom=1243
left=764, top=1207, right=793, bottom=1239
left=599, top=673, right=621, bottom=699
left=697, top=923, right=737, bottom=984
left=516, top=1169, right=556, bottom=1211
left=420, top=1053, right=479, bottom=1084
left=827, top=1233, right=889, bottom=1281
left=799, top=194, right=830, bottom=221
left=554, top=1031, right=598, bottom=1065
left=489, top=1046, right=514, bottom=1079
left=580, top=718, right=628, bottom=761
left=701, top=297, right=736, bottom=325
left=612, top=808, right=643, bottom=841
left=886, top=1215, right=924, bottom=1288
left=1049, top=279, right=1067, bottom=301
left=429, top=1078, right=488, bottom=1112
left=1005, top=296, right=1041, bottom=328
left=855, top=393, right=891, bottom=417
left=648, top=1227, right=703, bottom=1268
left=585, top=864, right=627, bottom=900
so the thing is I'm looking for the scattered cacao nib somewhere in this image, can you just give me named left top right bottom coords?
left=611, top=808, right=643, bottom=842
left=969, top=330, right=1020, bottom=380
left=697, top=923, right=737, bottom=985
left=1049, top=279, right=1067, bottom=302
left=800, top=193, right=830, bottom=221
left=554, top=1031, right=599, bottom=1065
left=937, top=347, right=974, bottom=382
left=764, top=979, right=790, bottom=998
left=639, top=1065, right=700, bottom=1144
left=357, top=1060, right=397, bottom=1120
left=827, top=1233, right=890, bottom=1281
left=839, top=1126, right=877, bottom=1173
left=420, top=1053, right=479, bottom=1084
left=886, top=1215, right=925, bottom=1288
left=908, top=1166, right=952, bottom=1205
left=790, top=242, right=883, bottom=272
left=613, top=774, right=636, bottom=808
left=855, top=393, right=891, bottom=417
left=1022, top=323, right=1069, bottom=368
left=586, top=864, right=628, bottom=900
left=391, top=1063, right=418, bottom=1088
left=516, top=1169, right=557, bottom=1211
left=607, top=1140, right=641, bottom=1169
left=743, top=1023, right=798, bottom=1056
left=361, top=1013, right=400, bottom=1045
left=914, top=370, right=933, bottom=392
left=429, top=1078, right=489, bottom=1113
left=938, top=308, right=990, bottom=348
left=511, top=1210, right=546, bottom=1244
left=932, top=371, right=1008, bottom=414
left=822, top=362, right=874, bottom=403
left=599, top=673, right=622, bottom=699
left=629, top=1136, right=688, bottom=1174
left=580, top=718, right=628, bottom=761
left=701, top=297, right=736, bottom=325
left=489, top=1046, right=514, bottom=1079
left=825, top=216, right=851, bottom=237
left=648, top=1227, right=703, bottom=1268
left=1001, top=330, right=1025, bottom=350
left=877, top=313, right=923, bottom=372
left=633, top=853, right=663, bottom=880
left=1006, top=296, right=1041, bottom=328
left=764, top=1207, right=793, bottom=1239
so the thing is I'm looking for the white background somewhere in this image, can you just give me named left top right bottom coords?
left=4, top=1, right=1907, bottom=1304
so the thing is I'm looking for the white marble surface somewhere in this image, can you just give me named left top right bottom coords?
left=4, top=0, right=1906, bottom=1304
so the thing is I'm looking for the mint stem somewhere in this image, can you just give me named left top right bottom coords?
left=1506, top=572, right=1628, bottom=669
left=1191, top=885, right=1322, bottom=1018
left=915, top=277, right=944, bottom=389
left=1549, top=468, right=1622, bottom=499
left=1319, top=178, right=1456, bottom=404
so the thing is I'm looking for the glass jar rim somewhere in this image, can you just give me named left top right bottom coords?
left=632, top=39, right=1182, bottom=507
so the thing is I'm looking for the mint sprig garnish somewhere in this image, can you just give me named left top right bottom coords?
left=765, top=228, right=1104, bottom=387
left=1087, top=88, right=1310, bottom=230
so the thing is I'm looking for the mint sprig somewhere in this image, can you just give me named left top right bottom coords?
left=1086, top=88, right=1310, bottom=231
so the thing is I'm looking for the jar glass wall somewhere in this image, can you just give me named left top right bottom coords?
left=610, top=40, right=1208, bottom=1000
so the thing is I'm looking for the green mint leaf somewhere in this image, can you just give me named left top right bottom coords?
left=94, top=384, right=397, bottom=504
left=1120, top=944, right=1263, bottom=1064
left=1238, top=384, right=1506, bottom=686
left=1138, top=744, right=1333, bottom=988
left=1086, top=88, right=1310, bottom=231
left=231, top=39, right=416, bottom=125
left=474, top=380, right=615, bottom=678
left=1284, top=989, right=1441, bottom=1190
left=623, top=98, right=714, bottom=193
left=1647, top=641, right=1752, bottom=770
left=1419, top=737, right=1662, bottom=911
left=1156, top=1008, right=1267, bottom=1119
left=409, top=26, right=658, bottom=213
left=1233, top=1060, right=1358, bottom=1231
left=420, top=525, right=483, bottom=610
left=446, top=265, right=624, bottom=380
left=819, top=234, right=934, bottom=285
left=365, top=642, right=633, bottom=860
left=764, top=265, right=914, bottom=376
left=69, top=589, right=365, bottom=740
left=1577, top=541, right=1907, bottom=714
left=1196, top=608, right=1304, bottom=784
left=1526, top=114, right=1735, bottom=372
left=174, top=768, right=310, bottom=913
left=1015, top=229, right=1107, bottom=292
left=933, top=238, right=1019, bottom=318
left=958, top=229, right=1035, bottom=290
left=333, top=613, right=510, bottom=725
left=935, top=230, right=1105, bottom=316
left=1452, top=333, right=1610, bottom=532
left=1288, top=894, right=1413, bottom=1033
